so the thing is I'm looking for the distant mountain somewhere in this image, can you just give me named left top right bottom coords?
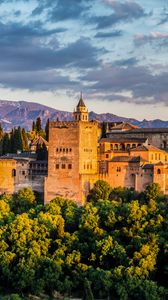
left=0, top=99, right=167, bottom=130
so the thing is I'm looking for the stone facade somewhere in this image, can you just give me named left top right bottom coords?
left=44, top=118, right=98, bottom=205
left=0, top=154, right=47, bottom=196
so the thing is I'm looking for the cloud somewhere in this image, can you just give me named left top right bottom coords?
left=113, top=57, right=138, bottom=66
left=32, top=0, right=93, bottom=21
left=0, top=70, right=79, bottom=91
left=92, top=0, right=146, bottom=29
left=94, top=30, right=123, bottom=38
left=158, top=8, right=168, bottom=25
left=81, top=64, right=168, bottom=105
left=0, top=21, right=102, bottom=73
left=134, top=32, right=168, bottom=46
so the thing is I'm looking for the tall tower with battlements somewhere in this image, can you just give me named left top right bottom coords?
left=44, top=96, right=98, bottom=205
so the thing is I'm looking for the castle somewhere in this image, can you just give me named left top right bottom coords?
left=0, top=96, right=168, bottom=203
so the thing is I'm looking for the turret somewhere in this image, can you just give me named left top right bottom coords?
left=73, top=93, right=89, bottom=122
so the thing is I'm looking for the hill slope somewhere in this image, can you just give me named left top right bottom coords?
left=0, top=99, right=167, bottom=130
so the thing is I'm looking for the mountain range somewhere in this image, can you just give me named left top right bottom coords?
left=0, top=99, right=167, bottom=131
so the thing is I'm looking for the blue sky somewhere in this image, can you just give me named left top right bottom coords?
left=0, top=0, right=168, bottom=120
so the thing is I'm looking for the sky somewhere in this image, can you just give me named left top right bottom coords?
left=0, top=0, right=168, bottom=120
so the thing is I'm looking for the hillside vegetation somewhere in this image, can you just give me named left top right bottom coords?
left=0, top=182, right=168, bottom=299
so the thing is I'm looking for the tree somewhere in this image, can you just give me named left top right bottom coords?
left=13, top=187, right=36, bottom=213
left=2, top=133, right=10, bottom=154
left=0, top=122, right=3, bottom=140
left=45, top=118, right=49, bottom=141
left=11, top=127, right=23, bottom=153
left=83, top=278, right=94, bottom=300
left=87, top=180, right=112, bottom=203
left=32, top=120, right=36, bottom=131
left=145, top=183, right=161, bottom=202
left=36, top=142, right=48, bottom=160
left=36, top=117, right=42, bottom=133
left=21, top=128, right=29, bottom=151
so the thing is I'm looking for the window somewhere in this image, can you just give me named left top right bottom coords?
left=12, top=169, right=16, bottom=177
left=62, top=164, right=66, bottom=169
left=56, top=164, right=59, bottom=169
left=157, top=169, right=161, bottom=174
left=155, top=153, right=157, bottom=160
left=56, top=148, right=59, bottom=152
left=22, top=171, right=25, bottom=175
left=68, top=164, right=72, bottom=169
left=151, top=154, right=153, bottom=160
left=106, top=154, right=109, bottom=158
left=69, top=148, right=72, bottom=152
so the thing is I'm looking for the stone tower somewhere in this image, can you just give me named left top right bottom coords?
left=44, top=96, right=98, bottom=205
left=73, top=93, right=89, bottom=122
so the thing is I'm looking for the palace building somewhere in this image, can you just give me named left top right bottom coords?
left=0, top=96, right=168, bottom=202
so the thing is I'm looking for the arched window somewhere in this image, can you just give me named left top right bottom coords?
left=157, top=169, right=161, bottom=174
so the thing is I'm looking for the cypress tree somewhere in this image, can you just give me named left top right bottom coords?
left=45, top=118, right=49, bottom=141
left=2, top=133, right=10, bottom=155
left=22, top=128, right=29, bottom=151
left=36, top=142, right=48, bottom=160
left=0, top=123, right=3, bottom=140
left=36, top=117, right=42, bottom=133
left=32, top=120, right=36, bottom=131
left=12, top=127, right=23, bottom=153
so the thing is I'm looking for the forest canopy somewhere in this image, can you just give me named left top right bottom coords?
left=0, top=183, right=168, bottom=300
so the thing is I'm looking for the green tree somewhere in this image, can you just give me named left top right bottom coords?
left=88, top=180, right=112, bottom=203
left=145, top=183, right=161, bottom=202
left=32, top=120, right=36, bottom=131
left=45, top=118, right=49, bottom=141
left=2, top=133, right=10, bottom=154
left=21, top=128, right=29, bottom=151
left=36, top=117, right=42, bottom=132
left=83, top=278, right=94, bottom=300
left=13, top=187, right=36, bottom=213
left=36, top=142, right=48, bottom=160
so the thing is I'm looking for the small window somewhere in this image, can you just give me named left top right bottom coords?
left=63, top=148, right=65, bottom=152
left=68, top=164, right=72, bottom=169
left=106, top=154, right=109, bottom=158
left=155, top=153, right=157, bottom=160
left=22, top=171, right=25, bottom=175
left=56, top=164, right=59, bottom=169
left=12, top=169, right=16, bottom=177
left=69, top=148, right=72, bottom=152
left=157, top=169, right=161, bottom=174
left=60, top=148, right=62, bottom=152
left=56, top=148, right=59, bottom=152
left=62, top=164, right=66, bottom=169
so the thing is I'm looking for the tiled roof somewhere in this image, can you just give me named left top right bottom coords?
left=111, top=122, right=139, bottom=130
left=100, top=137, right=147, bottom=143
left=130, top=144, right=164, bottom=152
left=111, top=155, right=147, bottom=163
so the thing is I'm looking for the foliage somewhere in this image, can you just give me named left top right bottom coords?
left=87, top=180, right=112, bottom=203
left=0, top=183, right=168, bottom=299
